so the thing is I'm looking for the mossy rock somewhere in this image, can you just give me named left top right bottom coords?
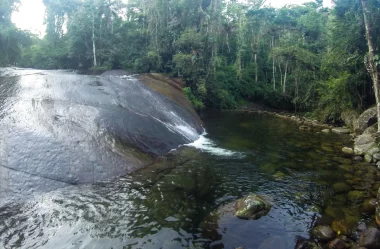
left=332, top=195, right=347, bottom=204
left=333, top=182, right=352, bottom=194
left=348, top=190, right=365, bottom=204
left=325, top=206, right=341, bottom=218
left=273, top=171, right=286, bottom=180
left=331, top=220, right=353, bottom=236
left=338, top=164, right=354, bottom=172
left=235, top=194, right=272, bottom=220
left=332, top=157, right=352, bottom=165
left=361, top=199, right=377, bottom=214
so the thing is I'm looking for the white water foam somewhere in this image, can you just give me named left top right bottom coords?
left=185, top=131, right=241, bottom=157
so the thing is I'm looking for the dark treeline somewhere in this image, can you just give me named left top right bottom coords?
left=1, top=0, right=380, bottom=123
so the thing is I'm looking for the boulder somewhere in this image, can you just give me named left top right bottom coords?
left=328, top=238, right=346, bottom=249
left=357, top=107, right=377, bottom=133
left=332, top=127, right=351, bottom=134
left=354, top=156, right=364, bottom=161
left=367, top=147, right=380, bottom=156
left=365, top=154, right=373, bottom=163
left=341, top=110, right=360, bottom=129
left=373, top=153, right=380, bottom=161
left=364, top=124, right=378, bottom=135
left=356, top=134, right=376, bottom=146
left=235, top=194, right=272, bottom=220
left=359, top=227, right=380, bottom=249
left=311, top=225, right=336, bottom=241
left=354, top=134, right=376, bottom=155
left=322, top=129, right=330, bottom=133
left=342, top=147, right=354, bottom=155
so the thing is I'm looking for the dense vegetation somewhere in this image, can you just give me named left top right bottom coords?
left=1, top=0, right=380, bottom=123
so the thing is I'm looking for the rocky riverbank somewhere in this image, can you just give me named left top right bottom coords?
left=223, top=105, right=380, bottom=249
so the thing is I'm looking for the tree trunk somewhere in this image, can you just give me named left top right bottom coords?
left=283, top=61, right=288, bottom=93
left=92, top=0, right=97, bottom=67
left=272, top=37, right=275, bottom=90
left=279, top=63, right=283, bottom=88
left=254, top=53, right=258, bottom=83
left=361, top=0, right=380, bottom=132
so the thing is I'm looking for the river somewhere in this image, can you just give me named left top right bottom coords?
left=0, top=69, right=377, bottom=249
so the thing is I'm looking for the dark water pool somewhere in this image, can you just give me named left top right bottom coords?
left=0, top=111, right=378, bottom=249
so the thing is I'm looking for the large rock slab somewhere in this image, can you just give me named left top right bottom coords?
left=0, top=69, right=203, bottom=205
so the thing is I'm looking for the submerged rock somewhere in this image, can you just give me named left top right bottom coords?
left=342, top=147, right=354, bottom=155
left=332, top=219, right=353, bottom=236
left=294, top=239, right=318, bottom=249
left=361, top=199, right=377, bottom=214
left=348, top=191, right=365, bottom=203
left=322, top=129, right=330, bottom=133
left=328, top=238, right=346, bottom=249
left=235, top=194, right=272, bottom=220
left=300, top=125, right=312, bottom=131
left=258, top=236, right=286, bottom=249
left=332, top=127, right=350, bottom=134
left=333, top=182, right=352, bottom=194
left=359, top=227, right=380, bottom=249
left=311, top=225, right=336, bottom=241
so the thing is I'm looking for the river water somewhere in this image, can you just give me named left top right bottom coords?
left=0, top=69, right=378, bottom=249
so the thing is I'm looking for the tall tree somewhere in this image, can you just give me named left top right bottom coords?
left=361, top=0, right=380, bottom=132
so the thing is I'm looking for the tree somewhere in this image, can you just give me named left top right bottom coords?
left=361, top=0, right=380, bottom=132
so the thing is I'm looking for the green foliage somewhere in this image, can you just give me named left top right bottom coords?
left=3, top=0, right=378, bottom=122
left=184, top=87, right=205, bottom=111
left=316, top=73, right=353, bottom=123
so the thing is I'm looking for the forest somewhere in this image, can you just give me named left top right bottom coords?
left=1, top=0, right=380, bottom=123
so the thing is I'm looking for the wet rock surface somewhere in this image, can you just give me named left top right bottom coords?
left=0, top=68, right=202, bottom=205
left=235, top=194, right=272, bottom=220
